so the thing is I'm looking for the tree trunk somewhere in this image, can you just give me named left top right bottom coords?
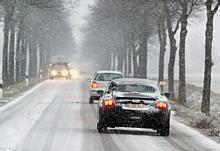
left=158, top=18, right=167, bottom=83
left=9, top=24, right=15, bottom=84
left=133, top=43, right=138, bottom=78
left=128, top=48, right=132, bottom=77
left=112, top=49, right=115, bottom=70
left=128, top=33, right=134, bottom=77
left=124, top=48, right=128, bottom=77
left=29, top=41, right=38, bottom=78
left=164, top=0, right=178, bottom=100
left=201, top=0, right=219, bottom=116
left=168, top=36, right=177, bottom=100
left=16, top=27, right=22, bottom=83
left=118, top=49, right=124, bottom=72
left=21, top=36, right=27, bottom=81
left=178, top=2, right=188, bottom=105
left=138, top=34, right=148, bottom=79
left=2, top=14, right=10, bottom=86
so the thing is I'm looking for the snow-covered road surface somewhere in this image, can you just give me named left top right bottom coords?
left=0, top=78, right=220, bottom=151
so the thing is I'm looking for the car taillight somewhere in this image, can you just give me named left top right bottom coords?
left=156, top=101, right=169, bottom=111
left=91, top=81, right=98, bottom=88
left=102, top=98, right=116, bottom=110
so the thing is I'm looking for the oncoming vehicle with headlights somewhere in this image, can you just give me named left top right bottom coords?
left=97, top=78, right=171, bottom=136
left=48, top=63, right=71, bottom=79
left=89, top=71, right=123, bottom=104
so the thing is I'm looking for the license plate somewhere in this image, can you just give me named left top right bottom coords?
left=122, top=103, right=149, bottom=110
left=131, top=116, right=142, bottom=120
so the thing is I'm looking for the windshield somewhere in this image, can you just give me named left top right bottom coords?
left=115, top=84, right=156, bottom=93
left=50, top=64, right=68, bottom=71
left=95, top=73, right=122, bottom=81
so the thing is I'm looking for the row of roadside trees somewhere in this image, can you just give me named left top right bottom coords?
left=0, top=0, right=75, bottom=87
left=82, top=0, right=220, bottom=116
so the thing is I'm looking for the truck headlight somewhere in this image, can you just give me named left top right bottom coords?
left=62, top=70, right=68, bottom=76
left=51, top=70, right=57, bottom=76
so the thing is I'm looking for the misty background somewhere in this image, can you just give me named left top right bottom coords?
left=75, top=1, right=220, bottom=83
left=0, top=0, right=219, bottom=84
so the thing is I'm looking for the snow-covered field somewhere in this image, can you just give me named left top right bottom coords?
left=187, top=74, right=220, bottom=94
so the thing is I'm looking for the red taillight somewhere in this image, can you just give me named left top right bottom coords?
left=102, top=98, right=116, bottom=110
left=91, top=81, right=98, bottom=88
left=156, top=101, right=169, bottom=111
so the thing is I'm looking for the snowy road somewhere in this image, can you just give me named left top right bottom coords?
left=0, top=78, right=220, bottom=151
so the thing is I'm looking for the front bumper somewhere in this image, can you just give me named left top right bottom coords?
left=89, top=88, right=105, bottom=97
left=49, top=73, right=70, bottom=78
left=99, top=107, right=170, bottom=129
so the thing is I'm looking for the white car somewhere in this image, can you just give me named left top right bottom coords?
left=89, top=71, right=123, bottom=103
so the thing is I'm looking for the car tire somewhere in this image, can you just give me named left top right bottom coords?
left=89, top=97, right=94, bottom=104
left=97, top=122, right=107, bottom=133
left=158, top=119, right=170, bottom=136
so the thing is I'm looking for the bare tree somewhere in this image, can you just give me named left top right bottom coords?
left=82, top=0, right=160, bottom=78
left=163, top=0, right=180, bottom=100
left=157, top=3, right=167, bottom=84
left=201, top=0, right=220, bottom=116
left=1, top=0, right=76, bottom=87
left=177, top=0, right=203, bottom=105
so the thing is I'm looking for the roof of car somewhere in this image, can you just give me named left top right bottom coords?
left=112, top=78, right=158, bottom=85
left=95, top=70, right=122, bottom=74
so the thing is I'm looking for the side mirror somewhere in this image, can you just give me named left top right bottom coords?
left=159, top=81, right=167, bottom=86
left=97, top=90, right=104, bottom=96
left=87, top=78, right=92, bottom=83
left=164, top=92, right=170, bottom=99
left=112, top=87, right=116, bottom=91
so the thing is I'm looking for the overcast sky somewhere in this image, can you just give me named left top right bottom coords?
left=70, top=0, right=95, bottom=44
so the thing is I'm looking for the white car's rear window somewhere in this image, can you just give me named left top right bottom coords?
left=95, top=73, right=122, bottom=81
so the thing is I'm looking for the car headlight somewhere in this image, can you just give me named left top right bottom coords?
left=62, top=70, right=68, bottom=76
left=51, top=70, right=57, bottom=76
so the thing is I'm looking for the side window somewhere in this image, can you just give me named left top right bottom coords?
left=94, top=73, right=99, bottom=80
left=108, top=82, right=117, bottom=91
left=105, top=82, right=111, bottom=93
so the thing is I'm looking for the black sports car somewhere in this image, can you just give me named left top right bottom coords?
left=97, top=78, right=171, bottom=136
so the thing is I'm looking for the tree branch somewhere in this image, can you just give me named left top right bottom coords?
left=173, top=18, right=181, bottom=34
left=212, top=0, right=220, bottom=14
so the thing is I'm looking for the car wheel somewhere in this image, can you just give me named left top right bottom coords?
left=89, top=97, right=94, bottom=104
left=97, top=122, right=106, bottom=133
left=158, top=119, right=170, bottom=136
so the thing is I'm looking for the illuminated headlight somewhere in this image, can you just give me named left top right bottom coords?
left=51, top=70, right=57, bottom=76
left=62, top=70, right=69, bottom=76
